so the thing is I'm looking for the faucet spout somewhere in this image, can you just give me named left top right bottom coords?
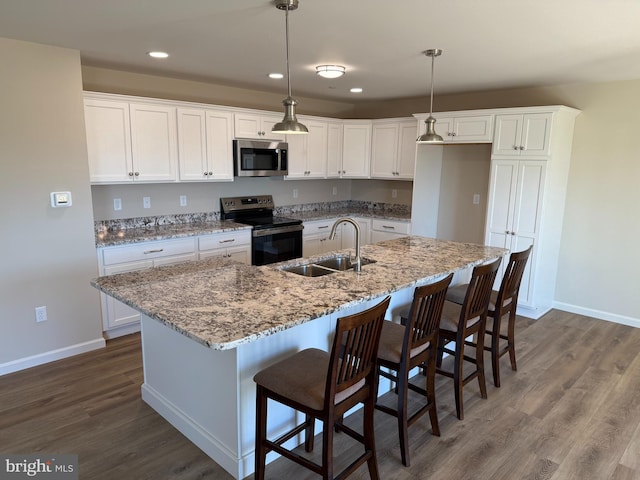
left=329, top=217, right=362, bottom=272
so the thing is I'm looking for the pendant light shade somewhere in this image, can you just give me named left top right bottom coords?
left=417, top=48, right=444, bottom=144
left=272, top=0, right=308, bottom=135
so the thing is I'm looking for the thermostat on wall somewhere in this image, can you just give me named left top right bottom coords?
left=50, top=191, right=72, bottom=208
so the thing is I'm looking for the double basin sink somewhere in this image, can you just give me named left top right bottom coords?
left=279, top=255, right=376, bottom=277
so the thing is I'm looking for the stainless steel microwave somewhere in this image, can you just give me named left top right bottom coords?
left=233, top=139, right=288, bottom=177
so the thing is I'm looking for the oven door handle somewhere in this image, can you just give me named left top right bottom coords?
left=252, top=224, right=303, bottom=237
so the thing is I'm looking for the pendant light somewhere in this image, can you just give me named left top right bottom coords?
left=272, top=0, right=308, bottom=135
left=416, top=48, right=444, bottom=144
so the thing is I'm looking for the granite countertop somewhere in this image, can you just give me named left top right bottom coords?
left=95, top=220, right=252, bottom=247
left=95, top=210, right=410, bottom=248
left=91, top=236, right=506, bottom=351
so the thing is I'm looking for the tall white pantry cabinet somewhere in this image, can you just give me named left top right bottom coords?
left=484, top=107, right=580, bottom=318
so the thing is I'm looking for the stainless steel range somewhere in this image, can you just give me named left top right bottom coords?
left=220, top=195, right=303, bottom=266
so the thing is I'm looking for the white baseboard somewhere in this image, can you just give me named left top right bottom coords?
left=553, top=301, right=640, bottom=329
left=0, top=337, right=106, bottom=376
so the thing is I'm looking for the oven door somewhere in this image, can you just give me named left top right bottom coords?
left=252, top=224, right=303, bottom=266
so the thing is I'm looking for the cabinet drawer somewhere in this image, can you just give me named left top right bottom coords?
left=371, top=219, right=411, bottom=235
left=102, top=238, right=196, bottom=265
left=303, top=220, right=335, bottom=236
left=198, top=231, right=250, bottom=251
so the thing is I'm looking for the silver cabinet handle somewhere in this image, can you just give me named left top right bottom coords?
left=513, top=146, right=519, bottom=150
left=318, top=225, right=329, bottom=229
left=519, top=146, right=525, bottom=150
left=219, top=239, right=235, bottom=244
left=203, top=172, right=209, bottom=176
left=382, top=225, right=395, bottom=229
left=134, top=172, right=140, bottom=176
left=143, top=249, right=164, bottom=254
left=128, top=171, right=134, bottom=177
left=208, top=171, right=213, bottom=175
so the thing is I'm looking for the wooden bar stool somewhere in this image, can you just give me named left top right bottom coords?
left=445, top=246, right=532, bottom=387
left=436, top=257, right=501, bottom=420
left=375, top=273, right=453, bottom=467
left=253, top=296, right=391, bottom=480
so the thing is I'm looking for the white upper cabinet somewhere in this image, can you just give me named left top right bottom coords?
left=129, top=103, right=178, bottom=182
left=84, top=95, right=178, bottom=183
left=233, top=112, right=286, bottom=141
left=326, top=122, right=344, bottom=178
left=341, top=121, right=371, bottom=178
left=416, top=112, right=493, bottom=143
left=492, top=113, right=552, bottom=158
left=84, top=98, right=133, bottom=183
left=371, top=119, right=417, bottom=179
left=177, top=107, right=234, bottom=181
left=285, top=118, right=328, bottom=179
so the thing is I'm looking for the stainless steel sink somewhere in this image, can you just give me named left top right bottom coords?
left=315, top=255, right=375, bottom=271
left=279, top=255, right=376, bottom=277
left=280, top=264, right=336, bottom=277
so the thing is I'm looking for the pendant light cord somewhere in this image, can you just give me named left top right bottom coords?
left=429, top=52, right=435, bottom=116
left=285, top=5, right=292, bottom=99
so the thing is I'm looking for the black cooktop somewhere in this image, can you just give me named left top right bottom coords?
left=220, top=195, right=302, bottom=229
left=239, top=215, right=302, bottom=229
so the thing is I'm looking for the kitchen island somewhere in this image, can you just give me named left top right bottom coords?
left=91, top=236, right=505, bottom=479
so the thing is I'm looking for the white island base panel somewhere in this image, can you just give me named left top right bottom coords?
left=139, top=289, right=413, bottom=480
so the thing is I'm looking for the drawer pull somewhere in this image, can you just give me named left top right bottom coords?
left=381, top=225, right=396, bottom=229
left=219, top=239, right=236, bottom=244
left=318, top=225, right=329, bottom=229
left=143, top=249, right=164, bottom=254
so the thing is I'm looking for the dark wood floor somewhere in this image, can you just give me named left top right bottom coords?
left=2, top=309, right=640, bottom=479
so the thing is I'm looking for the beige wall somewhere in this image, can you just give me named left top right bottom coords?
left=0, top=38, right=104, bottom=372
left=83, top=66, right=356, bottom=118
left=437, top=145, right=492, bottom=244
left=355, top=80, right=640, bottom=324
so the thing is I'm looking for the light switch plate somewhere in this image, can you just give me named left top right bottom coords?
left=143, top=196, right=151, bottom=209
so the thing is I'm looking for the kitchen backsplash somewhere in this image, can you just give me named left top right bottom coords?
left=95, top=200, right=411, bottom=233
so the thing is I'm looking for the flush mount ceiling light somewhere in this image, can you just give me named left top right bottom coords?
left=147, top=51, right=169, bottom=59
left=316, top=65, right=346, bottom=79
left=272, top=0, right=308, bottom=135
left=416, top=48, right=444, bottom=144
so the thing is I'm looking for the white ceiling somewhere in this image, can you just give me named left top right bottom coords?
left=2, top=0, right=640, bottom=102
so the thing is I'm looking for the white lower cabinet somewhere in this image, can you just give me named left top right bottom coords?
left=339, top=217, right=371, bottom=250
left=370, top=218, right=411, bottom=243
left=303, top=219, right=342, bottom=257
left=198, top=230, right=251, bottom=264
left=98, top=231, right=250, bottom=338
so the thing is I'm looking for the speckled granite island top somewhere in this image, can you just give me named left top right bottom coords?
left=91, top=236, right=506, bottom=351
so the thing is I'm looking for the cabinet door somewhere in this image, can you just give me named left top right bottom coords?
left=84, top=98, right=133, bottom=183
left=102, top=260, right=152, bottom=328
left=326, top=123, right=343, bottom=177
left=397, top=121, right=418, bottom=178
left=432, top=116, right=454, bottom=140
left=371, top=123, right=399, bottom=179
left=285, top=134, right=308, bottom=178
left=492, top=114, right=523, bottom=156
left=452, top=115, right=494, bottom=142
left=339, top=217, right=370, bottom=249
left=342, top=123, right=371, bottom=178
left=484, top=160, right=518, bottom=249
left=130, top=103, right=178, bottom=182
left=306, top=121, right=328, bottom=178
left=177, top=107, right=209, bottom=181
left=260, top=115, right=287, bottom=141
left=234, top=113, right=263, bottom=139
left=303, top=234, right=324, bottom=257
left=205, top=110, right=234, bottom=181
left=227, top=245, right=251, bottom=264
left=520, top=113, right=552, bottom=158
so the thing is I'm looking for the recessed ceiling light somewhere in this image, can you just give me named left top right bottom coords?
left=350, top=87, right=363, bottom=93
left=269, top=73, right=284, bottom=79
left=148, top=51, right=169, bottom=59
left=316, top=65, right=346, bottom=79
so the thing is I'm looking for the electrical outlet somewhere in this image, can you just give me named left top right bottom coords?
left=293, top=188, right=298, bottom=199
left=473, top=194, right=480, bottom=205
left=143, top=196, right=151, bottom=209
left=113, top=198, right=122, bottom=211
left=35, top=306, right=47, bottom=323
left=179, top=195, right=187, bottom=207
left=332, top=186, right=338, bottom=196
left=392, top=189, right=397, bottom=199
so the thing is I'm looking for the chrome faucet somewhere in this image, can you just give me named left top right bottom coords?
left=330, top=217, right=362, bottom=272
